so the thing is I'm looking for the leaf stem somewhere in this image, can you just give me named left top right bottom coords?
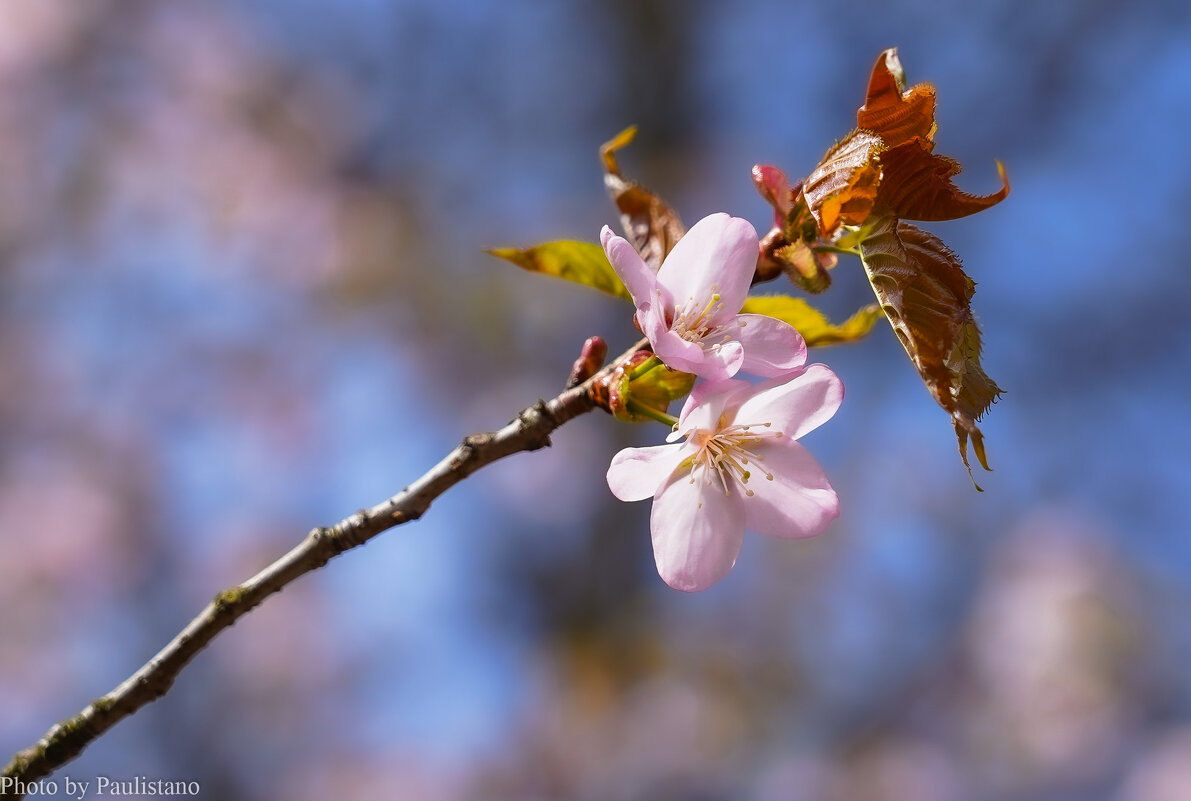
left=813, top=244, right=861, bottom=257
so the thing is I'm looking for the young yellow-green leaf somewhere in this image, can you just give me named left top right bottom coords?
left=487, top=241, right=631, bottom=301
left=740, top=295, right=882, bottom=346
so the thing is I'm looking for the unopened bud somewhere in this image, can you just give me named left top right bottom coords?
left=565, top=336, right=608, bottom=388
left=751, top=164, right=795, bottom=216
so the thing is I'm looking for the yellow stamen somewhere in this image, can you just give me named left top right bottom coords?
left=688, top=422, right=784, bottom=497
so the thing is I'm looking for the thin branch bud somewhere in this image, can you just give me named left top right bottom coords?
left=565, top=336, right=608, bottom=388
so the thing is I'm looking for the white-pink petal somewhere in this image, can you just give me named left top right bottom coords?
left=677, top=379, right=748, bottom=434
left=638, top=300, right=671, bottom=345
left=652, top=329, right=715, bottom=376
left=655, top=213, right=757, bottom=326
left=601, top=226, right=656, bottom=309
left=735, top=314, right=808, bottom=377
left=606, top=443, right=688, bottom=502
left=650, top=474, right=746, bottom=592
left=741, top=440, right=839, bottom=539
left=654, top=333, right=743, bottom=382
left=734, top=364, right=844, bottom=441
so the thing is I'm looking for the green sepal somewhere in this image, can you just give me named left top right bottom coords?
left=740, top=295, right=883, bottom=346
left=610, top=353, right=693, bottom=424
left=486, top=241, right=630, bottom=301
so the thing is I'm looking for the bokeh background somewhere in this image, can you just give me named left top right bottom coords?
left=2, top=1, right=1190, bottom=799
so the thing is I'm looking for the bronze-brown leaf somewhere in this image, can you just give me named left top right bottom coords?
left=802, top=48, right=1008, bottom=239
left=599, top=126, right=686, bottom=270
left=857, top=48, right=937, bottom=146
left=857, top=216, right=1002, bottom=488
left=875, top=138, right=1010, bottom=222
left=802, top=130, right=883, bottom=237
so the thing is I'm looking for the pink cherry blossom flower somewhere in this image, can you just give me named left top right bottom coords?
left=606, top=367, right=843, bottom=592
left=601, top=212, right=807, bottom=381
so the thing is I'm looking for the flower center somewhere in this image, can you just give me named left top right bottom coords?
left=689, top=422, right=784, bottom=497
left=669, top=290, right=730, bottom=344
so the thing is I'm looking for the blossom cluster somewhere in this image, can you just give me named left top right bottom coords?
left=602, top=213, right=843, bottom=591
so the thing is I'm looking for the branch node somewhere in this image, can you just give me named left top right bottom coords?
left=212, top=587, right=250, bottom=619
left=516, top=400, right=554, bottom=450
left=331, top=516, right=375, bottom=550
left=463, top=432, right=491, bottom=449
left=91, top=696, right=116, bottom=717
left=450, top=435, right=485, bottom=471
left=522, top=401, right=545, bottom=425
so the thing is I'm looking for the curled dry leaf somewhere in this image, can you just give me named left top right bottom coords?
left=599, top=125, right=686, bottom=270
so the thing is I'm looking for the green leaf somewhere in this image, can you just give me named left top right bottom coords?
left=486, top=241, right=631, bottom=301
left=740, top=295, right=882, bottom=346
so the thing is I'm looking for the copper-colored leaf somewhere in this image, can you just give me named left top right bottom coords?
left=487, top=240, right=631, bottom=301
left=876, top=138, right=1010, bottom=221
left=803, top=130, right=883, bottom=236
left=740, top=295, right=881, bottom=347
left=857, top=48, right=937, bottom=146
left=599, top=126, right=686, bottom=270
left=857, top=216, right=1002, bottom=486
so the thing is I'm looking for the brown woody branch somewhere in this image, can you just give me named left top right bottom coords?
left=1, top=338, right=644, bottom=795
